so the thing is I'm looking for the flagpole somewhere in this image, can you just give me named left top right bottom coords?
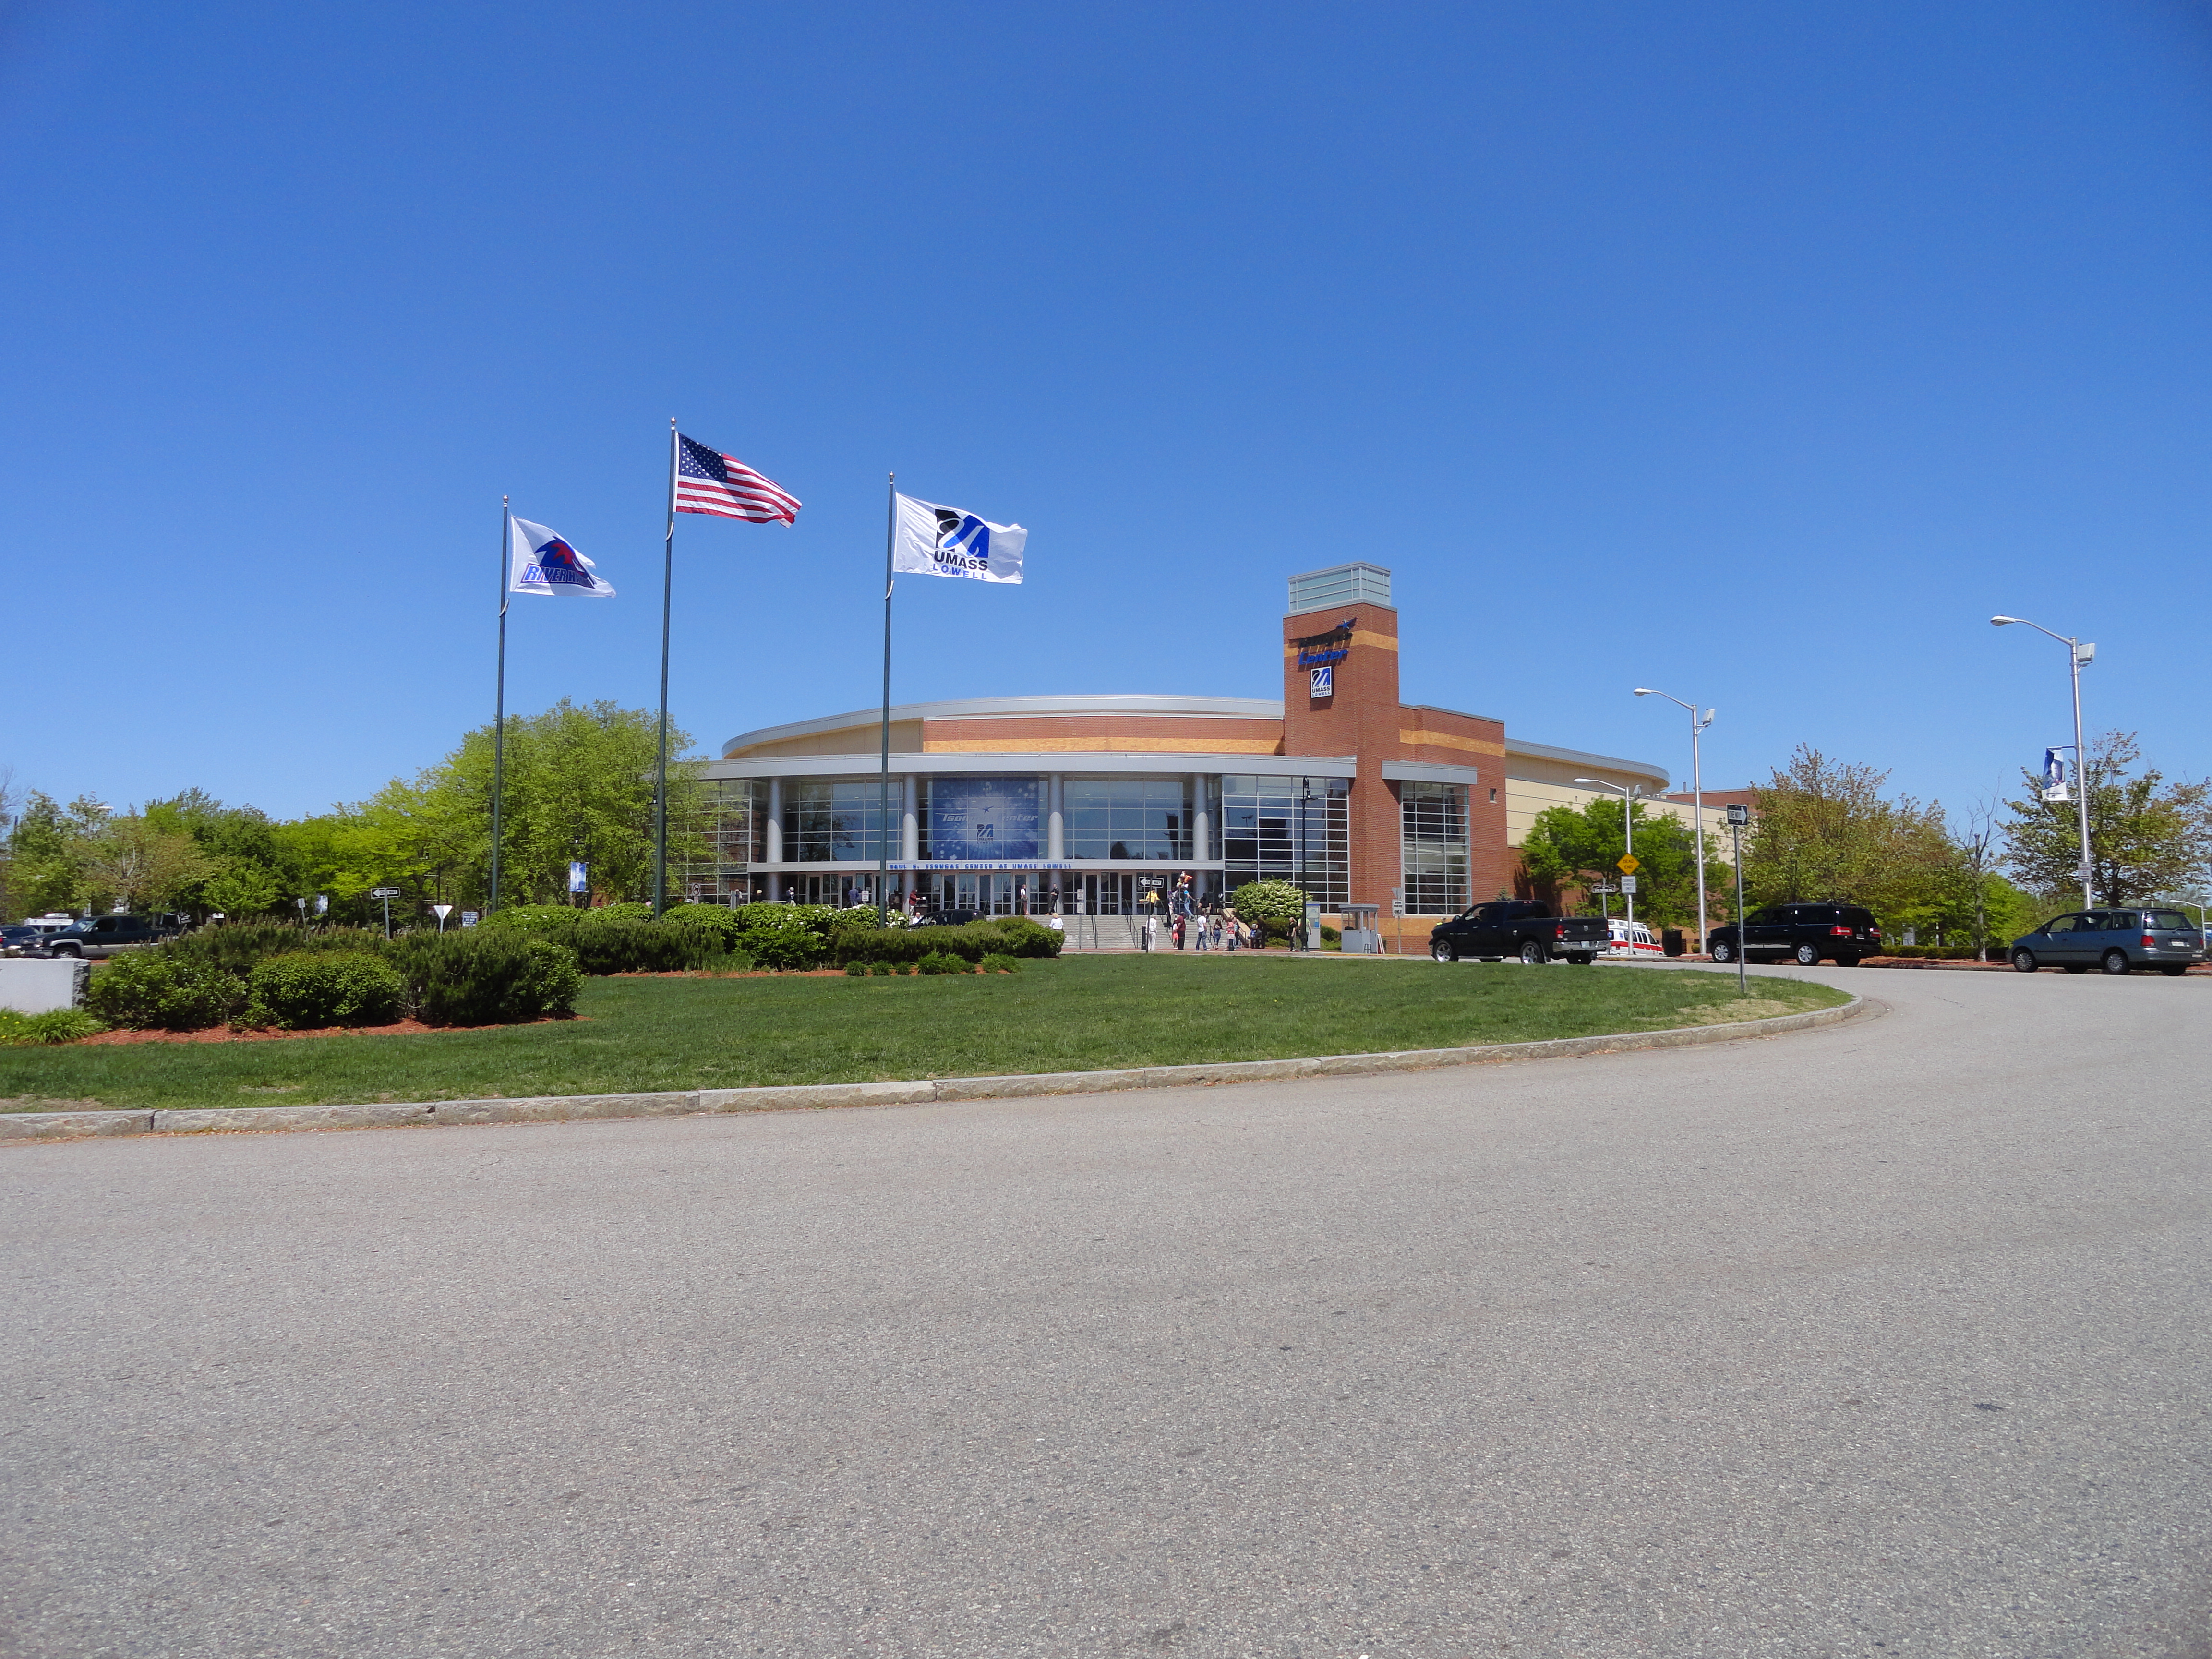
left=654, top=420, right=677, bottom=917
left=877, top=473, right=896, bottom=925
left=492, top=496, right=509, bottom=914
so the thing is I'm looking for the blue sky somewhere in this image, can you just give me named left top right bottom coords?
left=4, top=0, right=2207, bottom=822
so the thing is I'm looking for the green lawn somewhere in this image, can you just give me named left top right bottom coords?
left=0, top=956, right=1850, bottom=1112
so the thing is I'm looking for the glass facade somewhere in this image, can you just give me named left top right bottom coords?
left=1063, top=776, right=1202, bottom=861
left=785, top=781, right=893, bottom=864
left=673, top=778, right=763, bottom=904
left=1220, top=774, right=1349, bottom=907
left=1400, top=780, right=1469, bottom=914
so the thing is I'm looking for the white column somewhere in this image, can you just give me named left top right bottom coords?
left=1191, top=773, right=1210, bottom=864
left=902, top=774, right=919, bottom=861
left=765, top=777, right=783, bottom=900
left=1048, top=772, right=1064, bottom=862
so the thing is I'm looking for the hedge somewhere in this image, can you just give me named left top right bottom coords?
left=389, top=932, right=581, bottom=1025
left=242, top=953, right=407, bottom=1030
left=86, top=953, right=246, bottom=1031
left=830, top=917, right=1063, bottom=966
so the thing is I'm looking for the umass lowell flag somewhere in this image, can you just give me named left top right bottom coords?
left=508, top=517, right=614, bottom=597
left=892, top=492, right=1026, bottom=584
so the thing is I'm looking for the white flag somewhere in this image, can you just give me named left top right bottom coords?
left=892, top=493, right=1026, bottom=584
left=509, top=517, right=616, bottom=598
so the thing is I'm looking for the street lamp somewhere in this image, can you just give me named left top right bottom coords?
left=1634, top=689, right=1715, bottom=947
left=1575, top=778, right=1647, bottom=934
left=1991, top=615, right=2096, bottom=909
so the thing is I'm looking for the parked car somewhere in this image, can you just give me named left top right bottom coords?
left=1430, top=901, right=1609, bottom=965
left=0, top=923, right=53, bottom=958
left=2009, top=908, right=2205, bottom=976
left=1603, top=919, right=1663, bottom=960
left=914, top=909, right=985, bottom=927
left=40, top=913, right=184, bottom=959
left=1707, top=902, right=1881, bottom=966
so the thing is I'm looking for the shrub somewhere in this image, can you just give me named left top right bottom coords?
left=978, top=952, right=1019, bottom=974
left=166, top=922, right=389, bottom=977
left=569, top=916, right=695, bottom=975
left=479, top=904, right=585, bottom=943
left=660, top=903, right=746, bottom=951
left=843, top=959, right=868, bottom=977
left=85, top=953, right=244, bottom=1031
left=0, top=1007, right=106, bottom=1046
left=739, top=909, right=826, bottom=971
left=1229, top=880, right=1309, bottom=930
left=830, top=916, right=1062, bottom=968
left=242, top=954, right=406, bottom=1030
left=916, top=950, right=971, bottom=975
left=389, top=932, right=580, bottom=1025
left=868, top=961, right=892, bottom=977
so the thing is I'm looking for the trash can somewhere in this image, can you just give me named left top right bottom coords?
left=1661, top=928, right=1685, bottom=958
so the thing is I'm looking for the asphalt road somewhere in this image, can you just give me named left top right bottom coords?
left=4, top=964, right=2207, bottom=1659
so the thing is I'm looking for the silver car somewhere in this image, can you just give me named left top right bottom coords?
left=2010, top=908, right=2206, bottom=976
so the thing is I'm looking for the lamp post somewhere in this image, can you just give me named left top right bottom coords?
left=1575, top=778, right=1646, bottom=933
left=1991, top=615, right=2096, bottom=910
left=1726, top=803, right=1749, bottom=994
left=1633, top=689, right=1714, bottom=947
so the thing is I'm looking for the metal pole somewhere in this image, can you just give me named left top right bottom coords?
left=1624, top=789, right=1635, bottom=933
left=1688, top=717, right=1707, bottom=947
left=654, top=421, right=676, bottom=916
left=878, top=474, right=896, bottom=925
left=1732, top=821, right=1746, bottom=995
left=492, top=498, right=509, bottom=914
left=2069, top=642, right=2092, bottom=909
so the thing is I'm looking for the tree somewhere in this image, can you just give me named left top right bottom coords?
left=3, top=793, right=111, bottom=918
left=76, top=814, right=216, bottom=913
left=1518, top=796, right=1716, bottom=928
left=1742, top=746, right=1951, bottom=918
left=2002, top=731, right=2212, bottom=907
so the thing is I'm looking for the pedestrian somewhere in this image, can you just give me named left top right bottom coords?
left=1225, top=912, right=1238, bottom=951
left=1142, top=913, right=1156, bottom=951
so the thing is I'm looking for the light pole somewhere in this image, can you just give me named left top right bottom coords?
left=1992, top=615, right=2096, bottom=910
left=1726, top=803, right=1749, bottom=994
left=1634, top=689, right=1714, bottom=947
left=1575, top=778, right=1646, bottom=933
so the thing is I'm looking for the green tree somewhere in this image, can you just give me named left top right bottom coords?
left=2001, top=730, right=2212, bottom=907
left=4, top=793, right=111, bottom=917
left=1519, top=796, right=1716, bottom=929
left=1743, top=746, right=1951, bottom=919
left=76, top=814, right=216, bottom=913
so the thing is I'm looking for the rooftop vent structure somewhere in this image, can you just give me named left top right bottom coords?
left=1286, top=562, right=1392, bottom=617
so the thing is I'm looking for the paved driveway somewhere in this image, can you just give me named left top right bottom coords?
left=3, top=967, right=2206, bottom=1657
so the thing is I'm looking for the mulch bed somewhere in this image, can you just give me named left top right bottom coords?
left=82, top=1016, right=585, bottom=1046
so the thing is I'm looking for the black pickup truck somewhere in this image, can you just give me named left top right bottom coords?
left=1430, top=901, right=1609, bottom=965
left=41, top=913, right=186, bottom=959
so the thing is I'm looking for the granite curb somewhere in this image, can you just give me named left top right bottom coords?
left=0, top=995, right=1867, bottom=1142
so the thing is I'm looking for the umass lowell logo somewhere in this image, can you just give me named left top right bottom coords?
left=932, top=508, right=994, bottom=574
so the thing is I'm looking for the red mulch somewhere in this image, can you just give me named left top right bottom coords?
left=608, top=968, right=850, bottom=979
left=82, top=1016, right=585, bottom=1046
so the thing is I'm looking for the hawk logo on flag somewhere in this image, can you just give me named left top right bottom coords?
left=674, top=435, right=801, bottom=524
left=893, top=493, right=1026, bottom=584
left=509, top=517, right=615, bottom=598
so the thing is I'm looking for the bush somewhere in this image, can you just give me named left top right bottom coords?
left=389, top=932, right=581, bottom=1025
left=569, top=916, right=696, bottom=975
left=738, top=908, right=828, bottom=970
left=242, top=954, right=407, bottom=1030
left=978, top=952, right=1019, bottom=974
left=843, top=959, right=868, bottom=977
left=868, top=961, right=892, bottom=976
left=916, top=950, right=972, bottom=975
left=86, top=952, right=245, bottom=1031
left=660, top=903, right=746, bottom=951
left=1229, top=880, right=1309, bottom=930
left=166, top=922, right=389, bottom=977
left=830, top=916, right=1062, bottom=967
left=0, top=1007, right=106, bottom=1046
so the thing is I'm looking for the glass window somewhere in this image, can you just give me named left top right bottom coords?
left=671, top=778, right=764, bottom=903
left=1220, top=774, right=1349, bottom=908
left=1400, top=781, right=1468, bottom=914
left=1062, top=777, right=1190, bottom=861
left=785, top=781, right=893, bottom=864
left=2147, top=910, right=2191, bottom=931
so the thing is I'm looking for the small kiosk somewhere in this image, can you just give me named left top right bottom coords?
left=1339, top=903, right=1382, bottom=954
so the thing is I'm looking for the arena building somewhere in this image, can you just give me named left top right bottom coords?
left=683, top=563, right=1680, bottom=927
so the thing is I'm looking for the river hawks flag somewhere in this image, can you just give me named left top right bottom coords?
left=509, top=517, right=615, bottom=598
left=892, top=493, right=1026, bottom=584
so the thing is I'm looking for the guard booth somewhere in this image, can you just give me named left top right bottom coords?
left=1340, top=903, right=1382, bottom=954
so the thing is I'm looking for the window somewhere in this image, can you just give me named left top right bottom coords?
left=1221, top=774, right=1349, bottom=907
left=1063, top=777, right=1191, bottom=861
left=2148, top=910, right=2191, bottom=931
left=1400, top=781, right=1468, bottom=914
left=673, top=779, right=764, bottom=904
left=785, top=781, right=892, bottom=863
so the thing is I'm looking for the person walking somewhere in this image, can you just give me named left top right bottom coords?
left=1142, top=912, right=1155, bottom=952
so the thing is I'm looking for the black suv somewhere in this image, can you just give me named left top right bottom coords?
left=1707, top=902, right=1880, bottom=967
left=42, top=913, right=184, bottom=959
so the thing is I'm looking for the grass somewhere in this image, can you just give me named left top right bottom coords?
left=0, top=956, right=1851, bottom=1113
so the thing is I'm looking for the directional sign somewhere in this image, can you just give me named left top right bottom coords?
left=1616, top=854, right=1640, bottom=875
left=370, top=887, right=400, bottom=899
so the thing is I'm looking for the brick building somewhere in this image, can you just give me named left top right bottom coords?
left=685, top=563, right=1670, bottom=922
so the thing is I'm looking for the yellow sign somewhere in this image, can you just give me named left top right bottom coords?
left=1616, top=854, right=1641, bottom=874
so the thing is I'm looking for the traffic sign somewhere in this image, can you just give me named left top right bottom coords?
left=370, top=887, right=400, bottom=898
left=1616, top=854, right=1640, bottom=875
left=1619, top=875, right=1638, bottom=895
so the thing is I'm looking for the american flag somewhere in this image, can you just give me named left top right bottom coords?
left=674, top=434, right=801, bottom=523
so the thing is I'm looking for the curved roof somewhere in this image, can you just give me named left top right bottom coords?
left=722, top=695, right=1281, bottom=758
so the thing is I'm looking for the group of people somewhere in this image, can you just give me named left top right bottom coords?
left=1138, top=877, right=1253, bottom=952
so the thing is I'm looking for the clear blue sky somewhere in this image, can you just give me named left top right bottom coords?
left=5, top=1, right=2208, bottom=822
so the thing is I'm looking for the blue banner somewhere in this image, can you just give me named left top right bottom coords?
left=926, top=778, right=1040, bottom=861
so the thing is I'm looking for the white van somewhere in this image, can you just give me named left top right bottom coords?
left=1603, top=919, right=1663, bottom=960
